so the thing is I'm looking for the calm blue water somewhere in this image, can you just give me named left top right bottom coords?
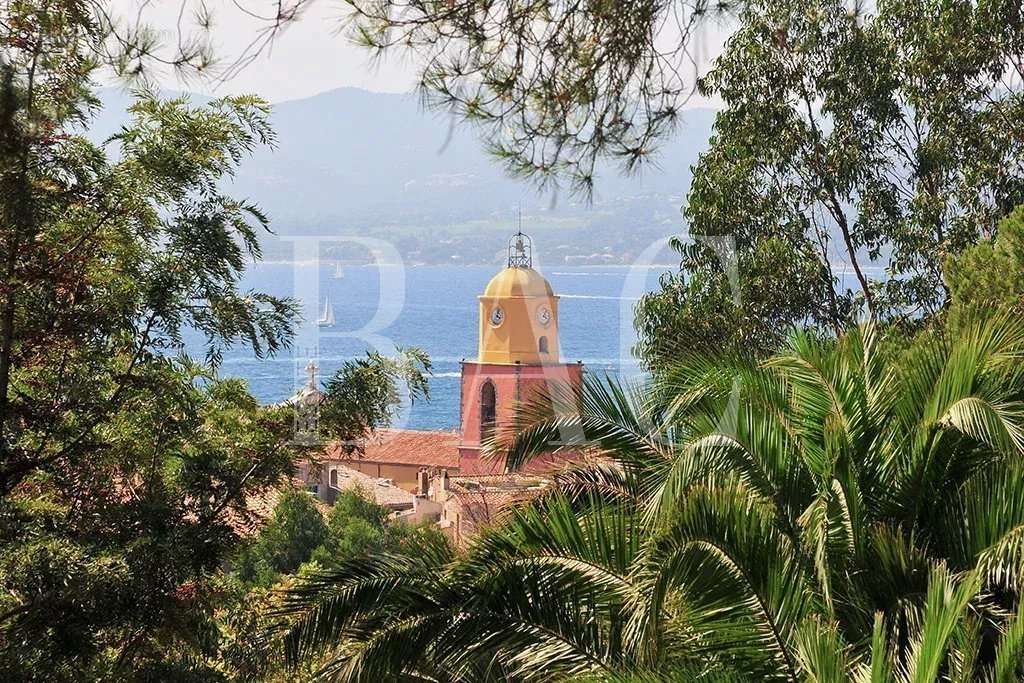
left=202, top=264, right=668, bottom=430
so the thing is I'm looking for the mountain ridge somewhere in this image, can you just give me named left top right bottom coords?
left=93, top=86, right=718, bottom=264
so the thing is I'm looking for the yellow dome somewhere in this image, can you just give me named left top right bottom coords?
left=483, top=267, right=554, bottom=298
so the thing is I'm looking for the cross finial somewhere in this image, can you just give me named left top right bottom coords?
left=305, top=360, right=318, bottom=389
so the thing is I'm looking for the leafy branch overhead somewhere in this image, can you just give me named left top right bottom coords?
left=334, top=0, right=738, bottom=198
left=0, top=64, right=298, bottom=493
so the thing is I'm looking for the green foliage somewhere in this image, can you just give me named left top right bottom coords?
left=636, top=0, right=1024, bottom=365
left=0, top=2, right=305, bottom=677
left=0, top=6, right=441, bottom=672
left=945, top=205, right=1024, bottom=315
left=311, top=487, right=451, bottom=568
left=236, top=491, right=328, bottom=586
left=0, top=370, right=298, bottom=680
left=276, top=310, right=1024, bottom=681
left=309, top=488, right=388, bottom=566
left=319, top=346, right=431, bottom=454
left=637, top=236, right=831, bottom=359
left=0, top=1, right=299, bottom=495
left=312, top=488, right=450, bottom=570
left=225, top=488, right=450, bottom=680
left=234, top=486, right=449, bottom=590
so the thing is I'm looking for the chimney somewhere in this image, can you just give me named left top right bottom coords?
left=417, top=468, right=429, bottom=496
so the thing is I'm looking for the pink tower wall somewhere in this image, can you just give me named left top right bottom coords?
left=458, top=361, right=584, bottom=471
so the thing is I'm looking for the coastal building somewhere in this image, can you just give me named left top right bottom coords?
left=301, top=233, right=584, bottom=542
left=458, top=232, right=584, bottom=470
left=283, top=360, right=324, bottom=440
left=429, top=472, right=548, bottom=547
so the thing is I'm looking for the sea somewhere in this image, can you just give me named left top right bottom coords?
left=198, top=263, right=671, bottom=431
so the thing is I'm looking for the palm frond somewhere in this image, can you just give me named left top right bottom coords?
left=853, top=613, right=895, bottom=683
left=272, top=541, right=453, bottom=670
left=628, top=480, right=818, bottom=680
left=493, top=375, right=669, bottom=475
left=793, top=615, right=854, bottom=683
left=992, top=599, right=1024, bottom=683
left=899, top=565, right=981, bottom=683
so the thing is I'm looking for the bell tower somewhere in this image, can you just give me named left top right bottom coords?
left=458, top=233, right=584, bottom=471
left=477, top=233, right=561, bottom=365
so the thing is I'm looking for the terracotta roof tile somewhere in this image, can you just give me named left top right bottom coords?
left=325, top=429, right=461, bottom=468
left=322, top=430, right=587, bottom=478
left=458, top=450, right=584, bottom=476
left=447, top=474, right=549, bottom=538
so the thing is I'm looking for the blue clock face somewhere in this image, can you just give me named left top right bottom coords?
left=490, top=306, right=505, bottom=326
left=537, top=306, right=552, bottom=327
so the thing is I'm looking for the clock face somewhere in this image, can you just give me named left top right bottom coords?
left=489, top=306, right=505, bottom=326
left=537, top=305, right=552, bottom=327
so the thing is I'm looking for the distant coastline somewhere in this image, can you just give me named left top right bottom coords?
left=250, top=259, right=682, bottom=269
left=247, top=259, right=886, bottom=275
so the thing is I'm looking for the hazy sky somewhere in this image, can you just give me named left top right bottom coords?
left=111, top=0, right=729, bottom=104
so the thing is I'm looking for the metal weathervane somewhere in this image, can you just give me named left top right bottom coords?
left=508, top=230, right=532, bottom=268
left=507, top=206, right=533, bottom=268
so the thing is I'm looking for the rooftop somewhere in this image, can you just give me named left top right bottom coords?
left=482, top=266, right=555, bottom=298
left=327, top=463, right=416, bottom=509
left=325, top=428, right=461, bottom=468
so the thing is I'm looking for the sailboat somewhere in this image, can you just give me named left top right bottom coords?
left=317, top=296, right=336, bottom=327
left=332, top=262, right=345, bottom=279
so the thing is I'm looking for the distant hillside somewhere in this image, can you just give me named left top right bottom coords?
left=92, top=87, right=718, bottom=264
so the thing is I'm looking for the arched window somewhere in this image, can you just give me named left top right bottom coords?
left=329, top=468, right=338, bottom=488
left=480, top=380, right=497, bottom=440
left=538, top=336, right=549, bottom=354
